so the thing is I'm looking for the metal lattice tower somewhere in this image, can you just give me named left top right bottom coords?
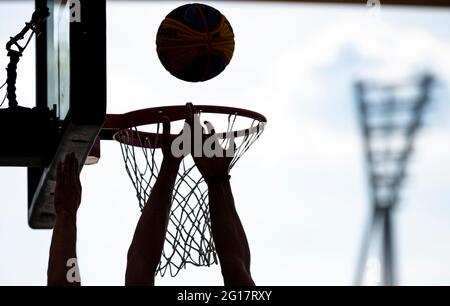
left=354, top=74, right=435, bottom=286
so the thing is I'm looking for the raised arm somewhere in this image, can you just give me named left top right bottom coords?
left=207, top=179, right=255, bottom=286
left=47, top=153, right=82, bottom=286
left=125, top=117, right=183, bottom=286
left=187, top=103, right=255, bottom=286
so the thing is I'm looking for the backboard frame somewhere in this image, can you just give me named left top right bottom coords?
left=28, top=0, right=106, bottom=229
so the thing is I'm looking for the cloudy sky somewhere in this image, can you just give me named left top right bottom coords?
left=0, top=1, right=450, bottom=285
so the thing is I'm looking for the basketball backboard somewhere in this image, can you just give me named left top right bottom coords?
left=27, top=0, right=106, bottom=229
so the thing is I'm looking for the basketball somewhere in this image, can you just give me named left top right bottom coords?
left=156, top=3, right=235, bottom=82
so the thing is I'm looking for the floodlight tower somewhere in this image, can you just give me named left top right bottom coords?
left=354, top=74, right=434, bottom=286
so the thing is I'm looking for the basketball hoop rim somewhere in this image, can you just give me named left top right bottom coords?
left=100, top=104, right=267, bottom=148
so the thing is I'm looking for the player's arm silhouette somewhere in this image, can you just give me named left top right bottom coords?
left=187, top=103, right=255, bottom=286
left=47, top=153, right=82, bottom=286
left=125, top=117, right=182, bottom=286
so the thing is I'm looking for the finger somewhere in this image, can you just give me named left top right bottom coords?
left=72, top=154, right=79, bottom=178
left=63, top=154, right=71, bottom=185
left=204, top=121, right=220, bottom=142
left=186, top=103, right=202, bottom=129
left=186, top=102, right=194, bottom=125
left=70, top=156, right=77, bottom=185
left=186, top=102, right=195, bottom=115
left=73, top=155, right=79, bottom=173
left=64, top=153, right=70, bottom=167
left=70, top=153, right=77, bottom=179
left=62, top=154, right=71, bottom=185
left=68, top=153, right=74, bottom=179
left=56, top=161, right=63, bottom=183
left=162, top=116, right=171, bottom=138
left=73, top=156, right=81, bottom=190
left=204, top=121, right=215, bottom=134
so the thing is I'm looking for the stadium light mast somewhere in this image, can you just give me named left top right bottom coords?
left=354, top=74, right=434, bottom=286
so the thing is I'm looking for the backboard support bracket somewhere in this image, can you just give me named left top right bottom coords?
left=28, top=0, right=107, bottom=229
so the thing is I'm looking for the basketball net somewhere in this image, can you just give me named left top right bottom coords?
left=117, top=111, right=265, bottom=277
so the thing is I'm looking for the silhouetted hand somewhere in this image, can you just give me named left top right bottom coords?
left=54, top=153, right=81, bottom=219
left=186, top=103, right=234, bottom=181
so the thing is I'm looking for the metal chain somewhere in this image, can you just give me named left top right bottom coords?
left=2, top=6, right=50, bottom=109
